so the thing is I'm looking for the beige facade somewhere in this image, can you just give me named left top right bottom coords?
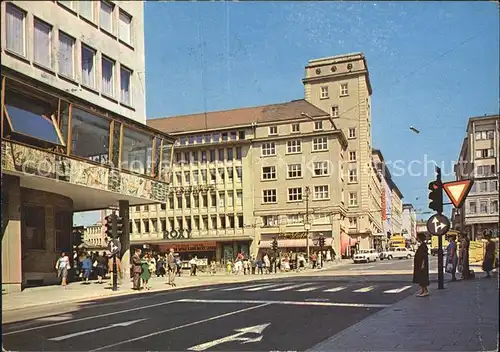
left=303, top=52, right=382, bottom=247
left=131, top=99, right=351, bottom=260
left=391, top=189, right=404, bottom=234
left=83, top=222, right=107, bottom=248
left=1, top=0, right=146, bottom=124
left=453, top=115, right=499, bottom=240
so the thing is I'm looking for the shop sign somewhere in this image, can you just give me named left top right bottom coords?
left=163, top=229, right=191, bottom=240
left=172, top=242, right=216, bottom=253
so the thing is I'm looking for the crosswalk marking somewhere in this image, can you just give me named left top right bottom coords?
left=221, top=283, right=268, bottom=291
left=297, top=286, right=323, bottom=292
left=245, top=283, right=285, bottom=291
left=353, top=286, right=374, bottom=293
left=199, top=288, right=217, bottom=291
left=323, top=287, right=346, bottom=292
left=269, top=283, right=310, bottom=292
left=384, top=285, right=412, bottom=294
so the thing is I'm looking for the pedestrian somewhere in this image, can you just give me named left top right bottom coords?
left=167, top=248, right=177, bottom=287
left=55, top=252, right=70, bottom=287
left=141, top=253, right=151, bottom=290
left=445, top=236, right=458, bottom=281
left=132, top=248, right=142, bottom=290
left=413, top=233, right=430, bottom=297
left=459, top=233, right=470, bottom=280
left=482, top=234, right=496, bottom=279
left=81, top=254, right=92, bottom=284
left=189, top=256, right=198, bottom=276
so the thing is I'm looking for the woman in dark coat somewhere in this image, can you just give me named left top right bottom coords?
left=413, top=233, right=430, bottom=297
left=482, top=234, right=496, bottom=278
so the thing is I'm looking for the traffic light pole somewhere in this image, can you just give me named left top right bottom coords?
left=437, top=233, right=444, bottom=290
left=112, top=252, right=118, bottom=291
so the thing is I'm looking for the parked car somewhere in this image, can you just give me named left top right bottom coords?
left=381, top=247, right=415, bottom=260
left=353, top=249, right=379, bottom=263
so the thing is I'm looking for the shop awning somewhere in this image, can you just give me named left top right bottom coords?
left=259, top=238, right=334, bottom=249
left=340, top=233, right=358, bottom=255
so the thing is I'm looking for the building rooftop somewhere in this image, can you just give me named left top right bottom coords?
left=147, top=99, right=329, bottom=134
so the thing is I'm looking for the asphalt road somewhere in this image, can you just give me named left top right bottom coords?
left=2, top=269, right=421, bottom=352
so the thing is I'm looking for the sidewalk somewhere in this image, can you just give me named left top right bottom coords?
left=310, top=273, right=499, bottom=351
left=2, top=261, right=343, bottom=312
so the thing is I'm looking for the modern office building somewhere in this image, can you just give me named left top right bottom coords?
left=1, top=0, right=173, bottom=292
left=453, top=114, right=499, bottom=239
left=302, top=53, right=384, bottom=248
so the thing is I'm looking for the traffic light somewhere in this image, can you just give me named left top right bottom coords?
left=115, top=215, right=124, bottom=238
left=428, top=166, right=443, bottom=214
left=104, top=214, right=114, bottom=238
left=319, top=236, right=325, bottom=248
left=272, top=237, right=278, bottom=252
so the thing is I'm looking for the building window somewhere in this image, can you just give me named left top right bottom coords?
left=320, top=86, right=329, bottom=99
left=314, top=185, right=329, bottom=200
left=331, top=106, right=339, bottom=118
left=58, top=32, right=74, bottom=78
left=79, top=1, right=94, bottom=21
left=228, top=191, right=234, bottom=207
left=34, top=19, right=52, bottom=68
left=468, top=201, right=476, bottom=213
left=236, top=191, right=243, bottom=206
left=227, top=148, right=234, bottom=160
left=218, top=149, right=225, bottom=161
left=238, top=215, right=244, bottom=228
left=349, top=151, right=356, bottom=161
left=120, top=66, right=132, bottom=105
left=263, top=189, right=277, bottom=203
left=312, top=137, right=328, bottom=151
left=100, top=0, right=114, bottom=33
left=262, top=215, right=279, bottom=227
left=348, top=217, right=357, bottom=228
left=291, top=123, right=300, bottom=133
left=348, top=192, right=358, bottom=207
left=287, top=214, right=303, bottom=225
left=340, top=83, right=349, bottom=96
left=236, top=166, right=242, bottom=182
left=348, top=128, right=356, bottom=139
left=5, top=4, right=26, bottom=56
left=479, top=201, right=488, bottom=214
left=288, top=187, right=303, bottom=202
left=313, top=161, right=329, bottom=176
left=261, top=142, right=276, bottom=156
left=349, top=169, right=358, bottom=183
left=222, top=132, right=228, bottom=142
left=23, top=205, right=46, bottom=250
left=269, top=126, right=278, bottom=135
left=236, top=147, right=242, bottom=160
left=262, top=166, right=276, bottom=180
left=314, top=121, right=323, bottom=130
left=81, top=45, right=96, bottom=88
left=217, top=168, right=225, bottom=182
left=287, top=140, right=302, bottom=153
left=287, top=164, right=302, bottom=178
left=491, top=200, right=499, bottom=214
left=184, top=171, right=191, bottom=184
left=219, top=215, right=226, bottom=229
left=101, top=56, right=114, bottom=96
left=119, top=10, right=132, bottom=44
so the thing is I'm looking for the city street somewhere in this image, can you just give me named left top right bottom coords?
left=2, top=259, right=429, bottom=352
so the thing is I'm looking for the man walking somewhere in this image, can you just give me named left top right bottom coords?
left=167, top=248, right=177, bottom=287
left=132, top=248, right=142, bottom=290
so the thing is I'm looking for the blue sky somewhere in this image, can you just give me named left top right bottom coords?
left=74, top=1, right=499, bottom=225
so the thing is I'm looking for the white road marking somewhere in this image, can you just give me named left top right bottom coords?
left=222, top=283, right=273, bottom=291
left=269, top=283, right=310, bottom=292
left=384, top=286, right=412, bottom=294
left=49, top=318, right=147, bottom=341
left=323, top=287, right=346, bottom=292
left=349, top=266, right=375, bottom=270
left=188, top=323, right=270, bottom=351
left=177, top=298, right=390, bottom=308
left=89, top=303, right=271, bottom=351
left=245, top=283, right=286, bottom=291
left=296, top=286, right=323, bottom=292
left=3, top=300, right=180, bottom=336
left=353, top=286, right=375, bottom=293
left=199, top=288, right=217, bottom=291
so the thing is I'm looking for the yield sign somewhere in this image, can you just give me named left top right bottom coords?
left=443, top=179, right=474, bottom=208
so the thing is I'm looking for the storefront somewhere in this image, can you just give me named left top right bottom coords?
left=340, top=232, right=358, bottom=258
left=259, top=232, right=334, bottom=255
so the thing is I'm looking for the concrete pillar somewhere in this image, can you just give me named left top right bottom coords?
left=1, top=175, right=22, bottom=293
left=332, top=213, right=342, bottom=262
left=119, top=200, right=130, bottom=280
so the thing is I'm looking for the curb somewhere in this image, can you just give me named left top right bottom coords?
left=2, top=264, right=344, bottom=312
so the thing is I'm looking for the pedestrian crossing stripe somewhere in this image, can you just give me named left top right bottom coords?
left=323, top=287, right=346, bottom=292
left=383, top=285, right=412, bottom=294
left=269, top=283, right=310, bottom=292
left=297, top=286, right=324, bottom=292
left=221, top=283, right=265, bottom=291
left=245, top=283, right=284, bottom=291
left=352, top=286, right=374, bottom=293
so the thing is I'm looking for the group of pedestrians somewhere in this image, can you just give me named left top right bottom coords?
left=413, top=232, right=497, bottom=297
left=131, top=248, right=178, bottom=290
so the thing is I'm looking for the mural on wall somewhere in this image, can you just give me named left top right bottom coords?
left=1, top=141, right=169, bottom=203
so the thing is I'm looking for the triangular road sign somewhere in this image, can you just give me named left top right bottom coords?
left=443, top=179, right=474, bottom=208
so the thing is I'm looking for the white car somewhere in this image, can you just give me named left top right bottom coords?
left=353, top=249, right=379, bottom=263
left=383, top=247, right=415, bottom=260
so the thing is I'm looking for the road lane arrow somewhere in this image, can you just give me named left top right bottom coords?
left=187, top=323, right=270, bottom=351
left=49, top=318, right=147, bottom=341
